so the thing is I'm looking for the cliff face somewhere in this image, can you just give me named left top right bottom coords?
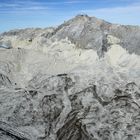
left=0, top=15, right=140, bottom=140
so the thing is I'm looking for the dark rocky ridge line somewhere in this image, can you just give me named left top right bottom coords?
left=0, top=121, right=31, bottom=140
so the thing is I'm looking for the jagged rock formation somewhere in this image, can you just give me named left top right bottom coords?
left=0, top=15, right=140, bottom=140
left=1, top=15, right=140, bottom=55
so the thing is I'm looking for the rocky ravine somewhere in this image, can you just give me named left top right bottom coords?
left=0, top=15, right=140, bottom=140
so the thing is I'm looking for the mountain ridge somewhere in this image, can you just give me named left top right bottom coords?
left=0, top=15, right=140, bottom=140
left=1, top=14, right=140, bottom=56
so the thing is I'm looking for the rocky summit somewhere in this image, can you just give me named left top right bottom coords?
left=0, top=15, right=140, bottom=140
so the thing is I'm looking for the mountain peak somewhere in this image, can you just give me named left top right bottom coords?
left=0, top=15, right=140, bottom=55
left=68, top=14, right=105, bottom=24
left=75, top=14, right=90, bottom=19
left=0, top=14, right=140, bottom=140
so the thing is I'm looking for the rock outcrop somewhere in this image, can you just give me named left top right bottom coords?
left=0, top=15, right=140, bottom=140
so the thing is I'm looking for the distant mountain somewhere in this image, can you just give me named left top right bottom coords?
left=0, top=15, right=140, bottom=140
left=1, top=15, right=140, bottom=55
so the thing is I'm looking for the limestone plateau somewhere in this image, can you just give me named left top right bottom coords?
left=0, top=15, right=140, bottom=140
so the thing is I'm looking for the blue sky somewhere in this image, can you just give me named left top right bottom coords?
left=0, top=0, right=140, bottom=32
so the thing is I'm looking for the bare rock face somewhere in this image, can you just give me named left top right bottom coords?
left=1, top=15, right=140, bottom=55
left=0, top=15, right=140, bottom=140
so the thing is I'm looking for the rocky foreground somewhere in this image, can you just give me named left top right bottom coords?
left=0, top=15, right=140, bottom=140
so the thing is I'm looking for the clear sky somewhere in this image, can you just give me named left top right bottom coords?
left=0, top=0, right=140, bottom=32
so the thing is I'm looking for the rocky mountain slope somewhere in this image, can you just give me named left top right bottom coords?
left=0, top=15, right=140, bottom=140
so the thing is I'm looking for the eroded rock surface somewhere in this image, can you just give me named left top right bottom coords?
left=0, top=15, right=140, bottom=140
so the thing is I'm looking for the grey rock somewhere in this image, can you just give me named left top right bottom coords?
left=51, top=15, right=140, bottom=55
left=0, top=15, right=140, bottom=140
left=0, top=15, right=140, bottom=55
